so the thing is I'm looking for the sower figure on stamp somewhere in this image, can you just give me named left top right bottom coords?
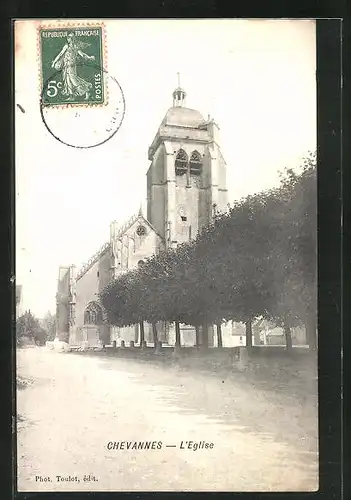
left=51, top=32, right=95, bottom=101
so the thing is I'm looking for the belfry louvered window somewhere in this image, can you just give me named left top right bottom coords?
left=175, top=149, right=188, bottom=176
left=189, top=151, right=202, bottom=176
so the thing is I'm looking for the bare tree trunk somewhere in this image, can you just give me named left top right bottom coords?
left=245, top=319, right=252, bottom=348
left=195, top=325, right=201, bottom=347
left=253, top=327, right=261, bottom=346
left=139, top=321, right=145, bottom=348
left=202, top=323, right=209, bottom=349
left=305, top=313, right=317, bottom=351
left=152, top=322, right=158, bottom=347
left=283, top=324, right=293, bottom=351
left=175, top=321, right=181, bottom=347
left=216, top=322, right=223, bottom=348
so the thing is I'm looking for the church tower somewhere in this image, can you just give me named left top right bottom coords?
left=146, top=83, right=228, bottom=247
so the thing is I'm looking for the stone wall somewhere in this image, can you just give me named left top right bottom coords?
left=75, top=249, right=110, bottom=328
left=56, top=266, right=70, bottom=340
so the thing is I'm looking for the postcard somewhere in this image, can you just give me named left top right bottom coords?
left=15, top=19, right=318, bottom=492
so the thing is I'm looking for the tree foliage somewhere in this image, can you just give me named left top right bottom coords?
left=42, top=311, right=56, bottom=341
left=100, top=153, right=317, bottom=349
left=16, top=310, right=47, bottom=346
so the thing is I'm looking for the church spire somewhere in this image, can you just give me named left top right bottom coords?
left=172, top=72, right=186, bottom=107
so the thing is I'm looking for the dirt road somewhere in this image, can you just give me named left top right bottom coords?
left=16, top=347, right=318, bottom=492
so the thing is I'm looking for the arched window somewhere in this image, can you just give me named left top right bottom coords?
left=189, top=151, right=202, bottom=176
left=175, top=149, right=188, bottom=176
left=84, top=302, right=103, bottom=325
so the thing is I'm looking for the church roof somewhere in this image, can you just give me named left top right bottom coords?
left=162, top=106, right=205, bottom=128
left=76, top=241, right=110, bottom=281
left=76, top=211, right=163, bottom=281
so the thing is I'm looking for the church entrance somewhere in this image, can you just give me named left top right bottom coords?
left=83, top=301, right=109, bottom=346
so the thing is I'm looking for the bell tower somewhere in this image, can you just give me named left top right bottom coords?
left=146, top=82, right=228, bottom=248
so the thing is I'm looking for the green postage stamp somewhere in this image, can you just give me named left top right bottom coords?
left=39, top=25, right=105, bottom=106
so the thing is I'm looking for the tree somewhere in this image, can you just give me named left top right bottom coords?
left=263, top=154, right=317, bottom=349
left=34, top=326, right=48, bottom=346
left=192, top=193, right=277, bottom=346
left=16, top=310, right=47, bottom=346
left=42, top=311, right=56, bottom=341
left=100, top=153, right=317, bottom=352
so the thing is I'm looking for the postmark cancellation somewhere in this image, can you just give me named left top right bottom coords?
left=36, top=21, right=125, bottom=149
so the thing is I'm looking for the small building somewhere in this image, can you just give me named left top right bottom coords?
left=259, top=321, right=307, bottom=346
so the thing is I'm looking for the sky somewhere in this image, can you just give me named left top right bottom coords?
left=15, top=19, right=316, bottom=318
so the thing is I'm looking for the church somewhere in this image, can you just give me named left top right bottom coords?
left=55, top=84, right=230, bottom=347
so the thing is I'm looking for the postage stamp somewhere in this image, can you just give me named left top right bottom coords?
left=39, top=25, right=105, bottom=107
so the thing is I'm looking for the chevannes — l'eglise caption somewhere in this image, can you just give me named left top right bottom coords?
left=106, top=441, right=215, bottom=451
